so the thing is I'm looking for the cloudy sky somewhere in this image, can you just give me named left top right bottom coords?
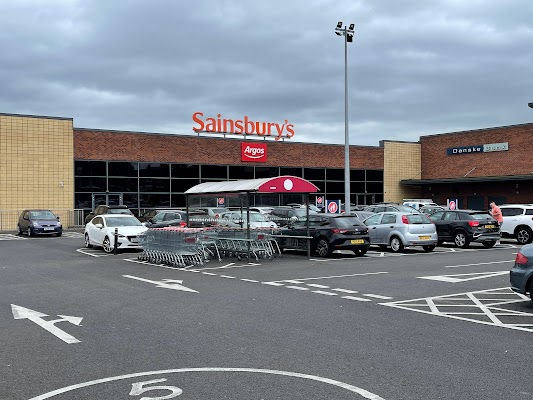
left=1, top=0, right=532, bottom=146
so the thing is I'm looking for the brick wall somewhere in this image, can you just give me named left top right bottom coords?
left=421, top=123, right=533, bottom=179
left=74, top=129, right=384, bottom=169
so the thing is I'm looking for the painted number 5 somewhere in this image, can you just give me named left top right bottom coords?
left=130, top=378, right=183, bottom=399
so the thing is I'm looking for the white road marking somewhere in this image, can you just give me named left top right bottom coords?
left=306, top=283, right=330, bottom=288
left=76, top=248, right=111, bottom=257
left=362, top=294, right=393, bottom=300
left=240, top=278, right=259, bottom=283
left=193, top=262, right=261, bottom=270
left=381, top=287, right=533, bottom=333
left=309, top=258, right=344, bottom=262
left=11, top=304, right=82, bottom=344
left=0, top=234, right=26, bottom=240
left=332, top=288, right=358, bottom=294
left=219, top=275, right=236, bottom=279
left=286, top=286, right=309, bottom=290
left=261, top=282, right=285, bottom=286
left=201, top=272, right=216, bottom=276
left=418, top=271, right=509, bottom=282
left=28, top=368, right=386, bottom=400
left=342, top=296, right=372, bottom=302
left=284, top=280, right=304, bottom=284
left=445, top=260, right=515, bottom=268
left=312, top=290, right=338, bottom=296
left=123, top=258, right=180, bottom=269
left=123, top=275, right=198, bottom=293
left=270, top=271, right=388, bottom=283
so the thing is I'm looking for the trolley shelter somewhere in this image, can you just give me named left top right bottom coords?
left=184, top=176, right=320, bottom=259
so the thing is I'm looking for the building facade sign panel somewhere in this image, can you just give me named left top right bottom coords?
left=446, top=142, right=509, bottom=155
left=241, top=142, right=267, bottom=163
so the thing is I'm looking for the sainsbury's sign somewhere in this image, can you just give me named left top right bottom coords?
left=241, top=142, right=267, bottom=163
left=192, top=112, right=295, bottom=141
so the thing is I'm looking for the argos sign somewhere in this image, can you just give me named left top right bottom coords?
left=241, top=143, right=267, bottom=163
left=192, top=112, right=295, bottom=141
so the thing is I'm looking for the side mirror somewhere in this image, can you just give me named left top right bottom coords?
left=95, top=223, right=103, bottom=229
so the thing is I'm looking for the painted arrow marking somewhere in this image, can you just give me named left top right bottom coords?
left=123, top=275, right=198, bottom=293
left=417, top=271, right=509, bottom=283
left=11, top=304, right=82, bottom=344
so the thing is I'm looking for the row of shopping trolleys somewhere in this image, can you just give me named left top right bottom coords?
left=137, top=226, right=281, bottom=268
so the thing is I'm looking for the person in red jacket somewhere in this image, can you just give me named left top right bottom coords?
left=490, top=201, right=504, bottom=245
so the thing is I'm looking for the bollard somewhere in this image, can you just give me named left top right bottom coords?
left=114, top=227, right=118, bottom=255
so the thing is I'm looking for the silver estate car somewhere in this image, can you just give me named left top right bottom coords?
left=363, top=212, right=438, bottom=252
left=510, top=243, right=533, bottom=301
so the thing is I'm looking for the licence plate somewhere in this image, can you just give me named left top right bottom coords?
left=485, top=225, right=495, bottom=229
left=351, top=239, right=365, bottom=244
left=130, top=237, right=138, bottom=243
left=418, top=235, right=431, bottom=240
left=44, top=227, right=54, bottom=231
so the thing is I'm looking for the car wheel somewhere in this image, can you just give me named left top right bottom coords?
left=84, top=233, right=93, bottom=248
left=482, top=241, right=496, bottom=248
left=56, top=232, right=62, bottom=237
left=17, top=225, right=23, bottom=235
left=27, top=226, right=33, bottom=237
left=422, top=245, right=436, bottom=252
left=389, top=236, right=404, bottom=253
left=102, top=236, right=114, bottom=253
left=453, top=231, right=469, bottom=248
left=530, top=280, right=533, bottom=303
left=315, top=238, right=331, bottom=257
left=516, top=227, right=533, bottom=245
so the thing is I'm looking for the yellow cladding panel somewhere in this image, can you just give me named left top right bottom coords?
left=0, top=115, right=74, bottom=212
left=383, top=141, right=421, bottom=203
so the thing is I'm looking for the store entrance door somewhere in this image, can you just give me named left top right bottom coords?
left=91, top=193, right=123, bottom=209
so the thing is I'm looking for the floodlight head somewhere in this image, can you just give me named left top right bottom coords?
left=336, top=21, right=343, bottom=29
left=347, top=34, right=353, bottom=42
left=335, top=32, right=341, bottom=36
left=349, top=23, right=355, bottom=30
left=529, top=102, right=533, bottom=108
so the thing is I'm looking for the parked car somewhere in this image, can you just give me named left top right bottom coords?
left=143, top=210, right=212, bottom=228
left=276, top=214, right=370, bottom=257
left=510, top=243, right=533, bottom=301
left=499, top=204, right=533, bottom=244
left=84, top=214, right=148, bottom=253
left=403, top=199, right=438, bottom=210
left=363, top=212, right=438, bottom=252
left=363, top=203, right=419, bottom=214
left=428, top=209, right=500, bottom=248
left=85, top=205, right=133, bottom=224
left=193, top=207, right=227, bottom=222
left=17, top=209, right=63, bottom=237
left=218, top=211, right=278, bottom=229
left=270, top=206, right=317, bottom=227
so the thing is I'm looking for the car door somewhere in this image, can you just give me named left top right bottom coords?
left=379, top=213, right=398, bottom=243
left=363, top=214, right=382, bottom=244
left=90, top=216, right=106, bottom=246
left=429, top=211, right=446, bottom=239
left=442, top=211, right=460, bottom=239
left=500, top=207, right=522, bottom=235
left=19, top=211, right=29, bottom=231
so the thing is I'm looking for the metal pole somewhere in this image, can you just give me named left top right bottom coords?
left=343, top=26, right=351, bottom=214
left=113, top=227, right=118, bottom=255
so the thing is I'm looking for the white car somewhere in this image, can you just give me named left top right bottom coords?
left=500, top=204, right=533, bottom=244
left=84, top=214, right=148, bottom=253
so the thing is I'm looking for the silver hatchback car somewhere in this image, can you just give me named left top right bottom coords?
left=363, top=212, right=438, bottom=252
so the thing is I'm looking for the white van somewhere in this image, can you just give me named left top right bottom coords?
left=403, top=199, right=438, bottom=210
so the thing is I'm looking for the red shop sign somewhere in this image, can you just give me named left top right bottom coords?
left=241, top=142, right=267, bottom=163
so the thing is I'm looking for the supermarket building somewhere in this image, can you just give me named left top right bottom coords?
left=1, top=112, right=532, bottom=229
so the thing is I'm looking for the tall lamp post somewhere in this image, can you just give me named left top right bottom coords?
left=528, top=102, right=533, bottom=108
left=335, top=21, right=355, bottom=214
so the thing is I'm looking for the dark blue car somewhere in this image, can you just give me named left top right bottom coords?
left=510, top=243, right=533, bottom=302
left=17, top=209, right=63, bottom=237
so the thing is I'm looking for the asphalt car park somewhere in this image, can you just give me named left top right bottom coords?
left=2, top=231, right=533, bottom=399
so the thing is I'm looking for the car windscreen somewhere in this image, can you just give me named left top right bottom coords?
left=405, top=214, right=432, bottom=224
left=395, top=205, right=420, bottom=213
left=332, top=216, right=363, bottom=227
left=108, top=209, right=132, bottom=214
left=105, top=216, right=142, bottom=227
left=29, top=210, right=56, bottom=219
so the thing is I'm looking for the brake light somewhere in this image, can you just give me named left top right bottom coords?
left=401, top=215, right=409, bottom=224
left=516, top=252, right=528, bottom=265
left=331, top=228, right=348, bottom=233
left=179, top=222, right=187, bottom=227
left=468, top=221, right=480, bottom=227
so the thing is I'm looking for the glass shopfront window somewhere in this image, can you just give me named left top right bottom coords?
left=304, top=168, right=325, bottom=180
left=229, top=166, right=254, bottom=180
left=139, top=163, right=170, bottom=177
left=201, top=165, right=227, bottom=179
left=108, top=162, right=138, bottom=177
left=280, top=167, right=302, bottom=177
left=171, top=164, right=199, bottom=178
left=108, top=177, right=139, bottom=192
left=75, top=177, right=106, bottom=192
left=255, top=167, right=279, bottom=179
left=75, top=161, right=106, bottom=176
left=139, top=178, right=170, bottom=192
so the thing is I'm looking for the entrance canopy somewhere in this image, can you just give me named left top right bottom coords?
left=185, top=176, right=319, bottom=195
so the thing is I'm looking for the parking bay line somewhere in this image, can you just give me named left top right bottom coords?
left=269, top=271, right=388, bottom=284
left=445, top=260, right=515, bottom=268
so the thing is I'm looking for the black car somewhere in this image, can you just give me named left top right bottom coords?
left=143, top=210, right=212, bottom=228
left=270, top=206, right=317, bottom=227
left=17, top=209, right=63, bottom=237
left=85, top=205, right=133, bottom=224
left=428, top=209, right=500, bottom=248
left=276, top=214, right=370, bottom=257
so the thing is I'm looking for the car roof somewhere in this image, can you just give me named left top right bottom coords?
left=98, top=213, right=137, bottom=218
